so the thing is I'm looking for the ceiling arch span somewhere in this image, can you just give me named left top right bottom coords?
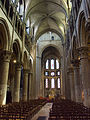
left=26, top=0, right=68, bottom=18
left=34, top=16, right=65, bottom=38
left=41, top=46, right=61, bottom=61
left=30, top=13, right=65, bottom=31
left=35, top=28, right=64, bottom=43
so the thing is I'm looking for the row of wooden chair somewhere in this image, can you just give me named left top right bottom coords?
left=0, top=99, right=47, bottom=120
left=48, top=98, right=90, bottom=120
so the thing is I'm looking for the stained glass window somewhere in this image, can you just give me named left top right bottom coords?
left=56, top=59, right=59, bottom=69
left=51, top=72, right=55, bottom=76
left=58, top=78, right=60, bottom=88
left=26, top=19, right=30, bottom=34
left=51, top=78, right=55, bottom=88
left=17, top=2, right=20, bottom=12
left=46, top=78, right=48, bottom=88
left=12, top=0, right=15, bottom=3
left=57, top=71, right=60, bottom=76
left=45, top=71, right=49, bottom=76
left=46, top=59, right=49, bottom=69
left=51, top=59, right=54, bottom=69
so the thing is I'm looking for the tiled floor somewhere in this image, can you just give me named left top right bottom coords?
left=31, top=103, right=53, bottom=120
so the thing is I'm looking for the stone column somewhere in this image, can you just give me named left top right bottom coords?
left=41, top=68, right=44, bottom=97
left=66, top=70, right=71, bottom=99
left=79, top=47, right=90, bottom=106
left=72, top=60, right=82, bottom=103
left=0, top=51, right=11, bottom=105
left=13, top=63, right=21, bottom=102
left=22, top=69, right=29, bottom=101
left=28, top=73, right=32, bottom=100
left=10, top=75, right=14, bottom=101
left=68, top=67, right=75, bottom=101
left=36, top=56, right=41, bottom=98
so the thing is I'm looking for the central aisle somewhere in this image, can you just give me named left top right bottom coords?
left=31, top=103, right=53, bottom=120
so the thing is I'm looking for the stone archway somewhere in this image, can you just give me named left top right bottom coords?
left=41, top=46, right=61, bottom=98
left=0, top=19, right=11, bottom=105
left=8, top=40, right=21, bottom=103
left=78, top=11, right=90, bottom=106
left=21, top=51, right=29, bottom=101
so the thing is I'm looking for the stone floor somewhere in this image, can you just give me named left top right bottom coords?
left=31, top=103, right=53, bottom=120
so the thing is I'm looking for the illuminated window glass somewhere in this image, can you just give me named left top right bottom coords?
left=51, top=78, right=55, bottom=88
left=58, top=78, right=60, bottom=88
left=57, top=71, right=60, bottom=76
left=26, top=19, right=30, bottom=34
left=51, top=59, right=54, bottom=69
left=46, top=60, right=49, bottom=69
left=46, top=78, right=48, bottom=88
left=45, top=72, right=49, bottom=76
left=56, top=60, right=59, bottom=69
left=51, top=72, right=55, bottom=76
left=17, top=2, right=20, bottom=12
left=12, top=0, right=15, bottom=2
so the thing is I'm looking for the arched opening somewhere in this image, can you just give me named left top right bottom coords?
left=41, top=46, right=61, bottom=99
left=7, top=41, right=21, bottom=103
left=78, top=12, right=86, bottom=47
left=0, top=19, right=10, bottom=105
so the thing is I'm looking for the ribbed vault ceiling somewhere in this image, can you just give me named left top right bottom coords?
left=25, top=0, right=72, bottom=41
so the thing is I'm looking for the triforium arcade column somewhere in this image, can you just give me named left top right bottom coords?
left=0, top=51, right=11, bottom=105
left=72, top=60, right=82, bottom=103
left=79, top=47, right=90, bottom=106
left=22, top=69, right=29, bottom=101
left=68, top=67, right=75, bottom=101
left=13, top=63, right=21, bottom=102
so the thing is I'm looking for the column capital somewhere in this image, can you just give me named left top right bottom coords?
left=23, top=69, right=30, bottom=74
left=71, top=59, right=80, bottom=68
left=0, top=50, right=12, bottom=62
left=15, top=62, right=22, bottom=70
left=67, top=67, right=74, bottom=73
left=77, top=46, right=89, bottom=59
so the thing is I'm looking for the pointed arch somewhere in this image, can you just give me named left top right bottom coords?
left=0, top=18, right=11, bottom=50
left=78, top=11, right=86, bottom=47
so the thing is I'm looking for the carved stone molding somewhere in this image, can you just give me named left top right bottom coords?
left=71, top=59, right=80, bottom=67
left=0, top=50, right=12, bottom=62
left=85, top=19, right=90, bottom=32
left=15, top=62, right=22, bottom=70
left=67, top=67, right=74, bottom=73
left=77, top=46, right=89, bottom=59
left=23, top=69, right=30, bottom=74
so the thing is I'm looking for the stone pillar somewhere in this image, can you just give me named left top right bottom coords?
left=28, top=73, right=32, bottom=100
left=66, top=70, right=71, bottom=99
left=41, top=68, right=44, bottom=97
left=10, top=75, right=14, bottom=101
left=0, top=51, right=11, bottom=105
left=73, top=60, right=82, bottom=103
left=22, top=69, right=29, bottom=101
left=68, top=67, right=75, bottom=101
left=79, top=47, right=90, bottom=106
left=36, top=56, right=41, bottom=98
left=13, top=63, right=21, bottom=102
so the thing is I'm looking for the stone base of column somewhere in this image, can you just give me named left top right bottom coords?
left=0, top=84, right=7, bottom=105
left=83, top=89, right=90, bottom=107
left=75, top=86, right=82, bottom=103
left=12, top=89, right=19, bottom=102
left=22, top=94, right=27, bottom=101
